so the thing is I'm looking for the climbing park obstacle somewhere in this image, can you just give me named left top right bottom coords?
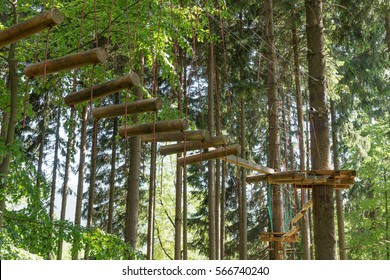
left=0, top=9, right=64, bottom=48
left=92, top=98, right=162, bottom=119
left=158, top=135, right=229, bottom=156
left=177, top=144, right=241, bottom=166
left=24, top=47, right=107, bottom=79
left=64, top=73, right=140, bottom=106
left=142, top=130, right=210, bottom=142
left=118, top=119, right=189, bottom=138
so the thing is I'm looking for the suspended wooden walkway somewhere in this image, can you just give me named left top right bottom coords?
left=247, top=170, right=356, bottom=189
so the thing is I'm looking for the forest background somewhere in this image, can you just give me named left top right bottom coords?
left=0, top=0, right=389, bottom=260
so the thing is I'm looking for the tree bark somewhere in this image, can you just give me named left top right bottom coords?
left=72, top=105, right=87, bottom=260
left=264, top=0, right=284, bottom=260
left=85, top=118, right=98, bottom=260
left=385, top=15, right=390, bottom=54
left=330, top=100, right=347, bottom=260
left=124, top=54, right=144, bottom=256
left=207, top=41, right=216, bottom=260
left=239, top=97, right=247, bottom=260
left=107, top=94, right=119, bottom=234
left=0, top=5, right=18, bottom=229
left=305, top=0, right=336, bottom=260
left=147, top=139, right=157, bottom=260
left=292, top=10, right=311, bottom=260
left=57, top=107, right=76, bottom=260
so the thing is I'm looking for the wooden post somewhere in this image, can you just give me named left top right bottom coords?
left=177, top=144, right=241, bottom=166
left=142, top=130, right=210, bottom=142
left=118, top=119, right=189, bottom=138
left=64, top=73, right=140, bottom=106
left=158, top=135, right=228, bottom=156
left=92, top=98, right=161, bottom=119
left=0, top=9, right=64, bottom=48
left=24, top=48, right=107, bottom=79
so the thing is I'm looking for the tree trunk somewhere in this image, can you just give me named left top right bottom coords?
left=147, top=139, right=157, bottom=260
left=124, top=54, right=144, bottom=256
left=72, top=105, right=87, bottom=260
left=57, top=107, right=76, bottom=260
left=239, top=97, right=247, bottom=260
left=0, top=5, right=18, bottom=229
left=385, top=16, right=390, bottom=54
left=220, top=161, right=226, bottom=259
left=107, top=94, right=119, bottom=234
left=330, top=100, right=346, bottom=260
left=292, top=10, right=311, bottom=260
left=264, top=0, right=284, bottom=260
left=215, top=69, right=222, bottom=260
left=85, top=118, right=98, bottom=260
left=305, top=0, right=336, bottom=260
left=36, top=93, right=49, bottom=187
left=207, top=41, right=216, bottom=260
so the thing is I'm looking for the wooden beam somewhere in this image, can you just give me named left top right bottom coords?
left=118, top=119, right=188, bottom=138
left=142, top=130, right=210, bottom=142
left=283, top=226, right=300, bottom=237
left=24, top=48, right=107, bottom=79
left=177, top=144, right=240, bottom=166
left=223, top=155, right=274, bottom=174
left=0, top=9, right=64, bottom=48
left=158, top=135, right=228, bottom=156
left=260, top=232, right=299, bottom=243
left=291, top=200, right=313, bottom=224
left=91, top=98, right=161, bottom=119
left=246, top=170, right=307, bottom=184
left=64, top=73, right=140, bottom=106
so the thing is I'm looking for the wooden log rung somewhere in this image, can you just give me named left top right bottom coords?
left=91, top=98, right=161, bottom=119
left=118, top=119, right=188, bottom=138
left=291, top=200, right=313, bottom=224
left=177, top=144, right=241, bottom=166
left=142, top=130, right=210, bottom=142
left=0, top=9, right=64, bottom=48
left=158, top=135, right=229, bottom=156
left=283, top=226, right=300, bottom=237
left=223, top=155, right=274, bottom=174
left=64, top=73, right=140, bottom=106
left=24, top=47, right=107, bottom=79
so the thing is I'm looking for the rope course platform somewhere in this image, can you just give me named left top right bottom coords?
left=247, top=169, right=356, bottom=189
left=260, top=231, right=299, bottom=243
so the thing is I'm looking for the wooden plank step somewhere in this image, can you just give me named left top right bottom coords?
left=260, top=232, right=299, bottom=243
left=24, top=48, right=107, bottom=79
left=177, top=144, right=241, bottom=166
left=283, top=226, right=300, bottom=237
left=142, top=130, right=210, bottom=142
left=64, top=73, right=140, bottom=106
left=223, top=156, right=274, bottom=174
left=118, top=119, right=188, bottom=138
left=158, top=135, right=228, bottom=156
left=291, top=200, right=313, bottom=224
left=91, top=98, right=161, bottom=119
left=0, top=9, right=64, bottom=48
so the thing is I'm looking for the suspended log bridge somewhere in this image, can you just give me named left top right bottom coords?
left=142, top=130, right=210, bottom=143
left=222, top=156, right=274, bottom=174
left=247, top=170, right=356, bottom=189
left=0, top=9, right=64, bottom=48
left=24, top=47, right=107, bottom=79
left=118, top=119, right=188, bottom=138
left=92, top=98, right=162, bottom=119
left=158, top=135, right=229, bottom=156
left=177, top=144, right=241, bottom=166
left=291, top=200, right=313, bottom=224
left=64, top=73, right=140, bottom=106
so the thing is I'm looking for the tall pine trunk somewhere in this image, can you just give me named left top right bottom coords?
left=107, top=94, right=119, bottom=234
left=0, top=5, right=18, bottom=228
left=207, top=41, right=216, bottom=260
left=330, top=100, right=346, bottom=260
left=305, top=0, right=336, bottom=260
left=292, top=10, right=311, bottom=260
left=57, top=107, right=76, bottom=260
left=264, top=0, right=284, bottom=260
left=239, top=97, right=247, bottom=259
left=125, top=54, right=144, bottom=256
left=72, top=105, right=87, bottom=260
